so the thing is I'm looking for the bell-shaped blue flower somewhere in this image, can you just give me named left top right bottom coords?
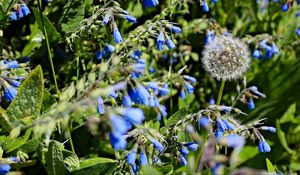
left=0, top=164, right=11, bottom=174
left=198, top=116, right=210, bottom=129
left=170, top=26, right=181, bottom=33
left=4, top=85, right=18, bottom=102
left=260, top=126, right=276, bottom=133
left=215, top=129, right=223, bottom=138
left=119, top=108, right=145, bottom=125
left=10, top=12, right=18, bottom=21
left=166, top=37, right=175, bottom=49
left=102, top=13, right=110, bottom=25
left=157, top=32, right=165, bottom=50
left=253, top=49, right=262, bottom=59
left=140, top=151, right=148, bottom=166
left=125, top=15, right=137, bottom=23
left=248, top=98, right=255, bottom=110
left=129, top=85, right=150, bottom=105
left=21, top=4, right=30, bottom=16
left=184, top=75, right=196, bottom=83
left=110, top=114, right=132, bottom=134
left=296, top=29, right=300, bottom=36
left=180, top=146, right=189, bottom=156
left=179, top=155, right=188, bottom=166
left=127, top=148, right=137, bottom=165
left=109, top=132, right=127, bottom=150
left=185, top=82, right=194, bottom=94
left=151, top=139, right=164, bottom=152
left=205, top=31, right=214, bottom=45
left=201, top=2, right=209, bottom=12
left=223, top=119, right=235, bottom=131
left=97, top=96, right=105, bottom=114
left=179, top=89, right=186, bottom=99
left=143, top=0, right=159, bottom=8
left=185, top=142, right=198, bottom=151
left=217, top=119, right=227, bottom=132
left=113, top=28, right=123, bottom=43
left=281, top=3, right=289, bottom=12
left=258, top=140, right=271, bottom=153
left=122, top=95, right=132, bottom=107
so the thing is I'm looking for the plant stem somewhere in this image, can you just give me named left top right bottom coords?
left=37, top=0, right=60, bottom=95
left=67, top=127, right=75, bottom=154
left=216, top=80, right=225, bottom=105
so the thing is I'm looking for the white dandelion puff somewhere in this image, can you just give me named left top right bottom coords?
left=202, top=35, right=251, bottom=81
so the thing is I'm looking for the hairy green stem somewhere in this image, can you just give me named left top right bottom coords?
left=37, top=0, right=59, bottom=95
left=216, top=80, right=226, bottom=105
left=67, top=127, right=75, bottom=154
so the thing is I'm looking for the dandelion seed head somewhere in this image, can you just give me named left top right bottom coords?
left=202, top=35, right=251, bottom=81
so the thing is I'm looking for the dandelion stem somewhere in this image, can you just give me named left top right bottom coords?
left=37, top=0, right=59, bottom=95
left=216, top=80, right=226, bottom=105
left=67, top=127, right=75, bottom=154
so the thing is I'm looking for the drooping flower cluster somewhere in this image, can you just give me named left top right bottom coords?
left=0, top=157, right=20, bottom=174
left=9, top=3, right=30, bottom=21
left=156, top=25, right=181, bottom=51
left=0, top=60, right=26, bottom=102
left=253, top=39, right=279, bottom=60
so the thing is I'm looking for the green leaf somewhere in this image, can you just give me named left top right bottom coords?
left=62, top=150, right=80, bottom=171
left=238, top=146, right=259, bottom=165
left=72, top=157, right=116, bottom=175
left=166, top=106, right=189, bottom=127
left=276, top=120, right=295, bottom=155
left=21, top=22, right=44, bottom=56
left=266, top=158, right=276, bottom=173
left=45, top=141, right=69, bottom=175
left=4, top=129, right=32, bottom=153
left=7, top=66, right=44, bottom=121
left=141, top=165, right=163, bottom=175
left=0, top=106, right=13, bottom=132
left=60, top=0, right=92, bottom=34
left=42, top=90, right=56, bottom=112
left=279, top=103, right=296, bottom=123
left=12, top=139, right=40, bottom=154
left=32, top=8, right=61, bottom=43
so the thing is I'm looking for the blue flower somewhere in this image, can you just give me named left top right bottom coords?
left=97, top=96, right=105, bottom=114
left=248, top=98, right=255, bottom=110
left=183, top=75, right=196, bottom=83
left=106, top=44, right=115, bottom=52
left=223, top=119, right=235, bottom=131
left=131, top=164, right=139, bottom=173
left=21, top=4, right=30, bottom=16
left=4, top=85, right=18, bottom=102
left=95, top=50, right=103, bottom=60
left=179, top=155, right=188, bottom=166
left=180, top=146, right=189, bottom=156
left=185, top=142, right=198, bottom=151
left=211, top=163, right=222, bottom=175
left=151, top=139, right=164, bottom=152
left=5, top=61, right=19, bottom=69
left=10, top=12, right=18, bottom=21
left=201, top=2, right=209, bottom=12
left=166, top=37, right=175, bottom=49
left=140, top=151, right=148, bottom=166
left=131, top=50, right=142, bottom=60
left=119, top=108, right=145, bottom=125
left=209, top=98, right=215, bottom=105
left=170, top=26, right=181, bottom=33
left=125, top=15, right=137, bottom=23
left=215, top=129, right=223, bottom=138
left=205, top=31, right=214, bottom=45
left=253, top=49, right=262, bottom=59
left=143, top=0, right=159, bottom=8
left=271, top=43, right=279, bottom=55
left=217, top=119, right=227, bottom=132
left=102, top=13, right=111, bottom=25
left=185, top=82, right=194, bottom=94
left=212, top=0, right=218, bottom=3
left=147, top=82, right=158, bottom=90
left=258, top=140, right=271, bottom=153
left=113, top=28, right=123, bottom=43
left=11, top=80, right=21, bottom=87
left=281, top=3, right=289, bottom=12
left=158, top=85, right=169, bottom=96
left=110, top=114, right=132, bottom=134
left=129, top=85, right=150, bottom=105
left=109, top=132, right=127, bottom=150
left=198, top=116, right=210, bottom=129
left=122, top=95, right=132, bottom=107
left=127, top=149, right=137, bottom=165
left=259, top=39, right=272, bottom=51
left=179, top=89, right=186, bottom=99
left=219, top=134, right=245, bottom=148
left=296, top=29, right=300, bottom=36
left=9, top=157, right=20, bottom=162
left=157, top=32, right=165, bottom=50
left=0, top=164, right=11, bottom=175
left=249, top=86, right=266, bottom=97
left=109, top=91, right=118, bottom=98
left=260, top=126, right=276, bottom=133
